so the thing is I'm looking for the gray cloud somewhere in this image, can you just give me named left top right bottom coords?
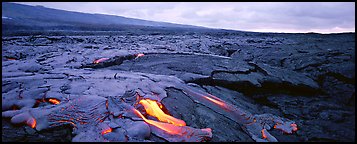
left=15, top=2, right=355, bottom=33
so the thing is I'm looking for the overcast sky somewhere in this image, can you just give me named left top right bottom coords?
left=16, top=2, right=355, bottom=33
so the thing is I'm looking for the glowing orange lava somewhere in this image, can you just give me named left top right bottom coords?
left=27, top=118, right=36, bottom=128
left=203, top=96, right=226, bottom=107
left=106, top=100, right=108, bottom=109
left=139, top=99, right=186, bottom=126
left=273, top=123, right=280, bottom=129
left=93, top=58, right=109, bottom=64
left=132, top=108, right=182, bottom=135
left=48, top=98, right=60, bottom=105
left=135, top=53, right=145, bottom=59
left=102, top=128, right=112, bottom=135
left=261, top=129, right=267, bottom=139
left=274, top=123, right=298, bottom=133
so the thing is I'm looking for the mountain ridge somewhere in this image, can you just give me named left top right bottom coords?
left=2, top=2, right=209, bottom=31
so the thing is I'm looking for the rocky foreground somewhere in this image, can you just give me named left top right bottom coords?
left=2, top=31, right=355, bottom=142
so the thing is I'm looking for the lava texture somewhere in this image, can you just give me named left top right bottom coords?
left=2, top=31, right=355, bottom=142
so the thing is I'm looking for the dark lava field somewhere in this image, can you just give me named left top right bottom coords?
left=2, top=30, right=355, bottom=142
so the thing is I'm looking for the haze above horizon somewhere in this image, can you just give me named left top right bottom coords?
left=14, top=2, right=355, bottom=34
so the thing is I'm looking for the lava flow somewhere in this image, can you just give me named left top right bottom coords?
left=7, top=58, right=17, bottom=60
left=261, top=129, right=267, bottom=139
left=102, top=128, right=112, bottom=135
left=132, top=107, right=183, bottom=135
left=135, top=53, right=145, bottom=59
left=273, top=122, right=298, bottom=133
left=291, top=123, right=298, bottom=132
left=203, top=96, right=227, bottom=108
left=93, top=58, right=109, bottom=64
left=48, top=98, right=61, bottom=105
left=139, top=99, right=186, bottom=126
left=183, top=88, right=230, bottom=111
left=27, top=117, right=36, bottom=129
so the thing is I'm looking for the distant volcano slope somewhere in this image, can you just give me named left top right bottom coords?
left=2, top=2, right=209, bottom=34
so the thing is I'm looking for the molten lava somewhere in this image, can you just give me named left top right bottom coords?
left=135, top=53, right=145, bottom=59
left=102, top=128, right=112, bottom=135
left=273, top=122, right=298, bottom=133
left=132, top=108, right=183, bottom=135
left=203, top=96, right=226, bottom=107
left=291, top=123, right=298, bottom=132
left=48, top=98, right=60, bottom=105
left=106, top=100, right=109, bottom=109
left=139, top=99, right=186, bottom=126
left=261, top=129, right=267, bottom=139
left=93, top=58, right=109, bottom=64
left=27, top=118, right=36, bottom=129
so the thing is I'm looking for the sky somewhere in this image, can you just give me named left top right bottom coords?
left=15, top=2, right=355, bottom=33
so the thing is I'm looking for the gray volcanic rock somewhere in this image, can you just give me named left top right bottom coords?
left=2, top=31, right=355, bottom=142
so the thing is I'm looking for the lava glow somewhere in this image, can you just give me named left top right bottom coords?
left=27, top=118, right=36, bottom=128
left=144, top=117, right=182, bottom=135
left=106, top=100, right=109, bottom=109
left=291, top=123, right=298, bottom=132
left=93, top=58, right=109, bottom=64
left=261, top=129, right=267, bottom=139
left=56, top=120, right=77, bottom=127
left=102, top=128, right=112, bottom=135
left=135, top=53, right=145, bottom=59
left=132, top=108, right=182, bottom=135
left=48, top=98, right=60, bottom=105
left=203, top=96, right=226, bottom=107
left=139, top=99, right=186, bottom=126
left=274, top=122, right=298, bottom=133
